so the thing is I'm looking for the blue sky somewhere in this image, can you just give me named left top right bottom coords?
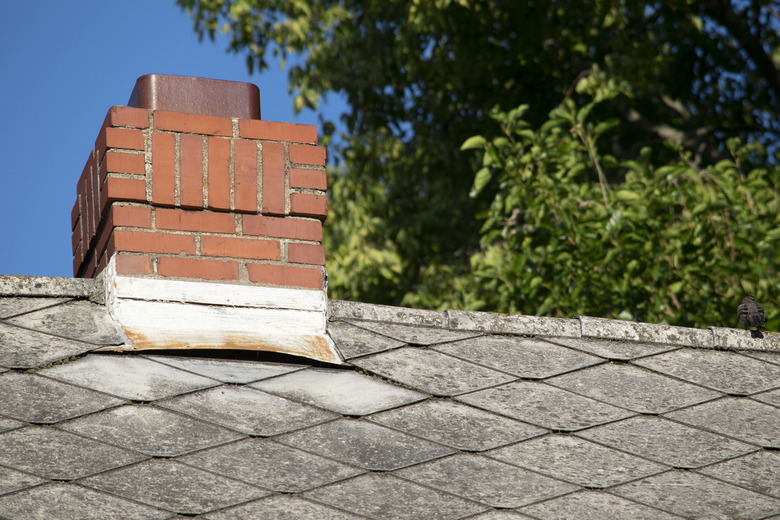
left=0, top=1, right=343, bottom=278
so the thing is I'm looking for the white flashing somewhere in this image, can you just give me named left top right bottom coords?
left=112, top=275, right=327, bottom=311
left=102, top=257, right=342, bottom=364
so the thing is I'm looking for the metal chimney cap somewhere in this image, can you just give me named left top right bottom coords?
left=128, top=74, right=261, bottom=120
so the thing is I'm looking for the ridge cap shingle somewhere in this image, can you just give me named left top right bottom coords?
left=0, top=275, right=96, bottom=299
left=329, top=299, right=779, bottom=352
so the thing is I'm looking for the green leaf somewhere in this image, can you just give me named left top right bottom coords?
left=593, top=119, right=619, bottom=137
left=613, top=189, right=640, bottom=203
left=470, top=167, right=492, bottom=197
left=765, top=227, right=780, bottom=242
left=461, top=135, right=487, bottom=150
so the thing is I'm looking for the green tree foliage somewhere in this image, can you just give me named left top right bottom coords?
left=177, top=0, right=780, bottom=327
left=447, top=74, right=780, bottom=329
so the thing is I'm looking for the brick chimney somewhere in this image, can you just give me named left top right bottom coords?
left=71, top=74, right=340, bottom=364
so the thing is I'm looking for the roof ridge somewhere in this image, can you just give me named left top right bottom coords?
left=0, top=275, right=96, bottom=299
left=329, top=299, right=779, bottom=352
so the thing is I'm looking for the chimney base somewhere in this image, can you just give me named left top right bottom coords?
left=97, top=257, right=343, bottom=364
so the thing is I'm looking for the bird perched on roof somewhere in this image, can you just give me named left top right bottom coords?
left=738, top=296, right=765, bottom=336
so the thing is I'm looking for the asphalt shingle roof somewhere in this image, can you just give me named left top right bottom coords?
left=0, top=276, right=779, bottom=519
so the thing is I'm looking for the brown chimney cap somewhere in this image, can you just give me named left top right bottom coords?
left=128, top=74, right=261, bottom=120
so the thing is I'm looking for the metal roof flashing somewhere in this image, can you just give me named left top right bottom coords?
left=97, top=257, right=343, bottom=364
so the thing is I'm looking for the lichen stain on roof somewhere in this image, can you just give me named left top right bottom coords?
left=0, top=275, right=779, bottom=518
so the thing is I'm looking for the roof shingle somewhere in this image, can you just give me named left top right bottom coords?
left=0, top=276, right=779, bottom=518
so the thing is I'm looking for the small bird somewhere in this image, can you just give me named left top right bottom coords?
left=738, top=296, right=765, bottom=335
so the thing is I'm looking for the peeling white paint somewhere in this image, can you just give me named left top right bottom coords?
left=101, top=257, right=343, bottom=364
left=112, top=275, right=327, bottom=311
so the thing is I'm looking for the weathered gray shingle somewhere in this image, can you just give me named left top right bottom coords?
left=0, top=427, right=147, bottom=480
left=39, top=355, right=219, bottom=401
left=611, top=470, right=780, bottom=519
left=487, top=434, right=668, bottom=488
left=434, top=335, right=602, bottom=379
left=249, top=367, right=426, bottom=415
left=546, top=362, right=721, bottom=414
left=0, top=322, right=97, bottom=369
left=577, top=415, right=757, bottom=468
left=147, top=355, right=305, bottom=384
left=395, top=453, right=578, bottom=508
left=457, top=381, right=635, bottom=431
left=179, top=437, right=364, bottom=493
left=0, top=483, right=170, bottom=520
left=59, top=405, right=244, bottom=457
left=303, top=473, right=487, bottom=520
left=78, top=459, right=269, bottom=515
left=275, top=418, right=455, bottom=471
left=352, top=347, right=515, bottom=396
left=1, top=284, right=779, bottom=518
left=158, top=385, right=338, bottom=436
left=0, top=372, right=122, bottom=424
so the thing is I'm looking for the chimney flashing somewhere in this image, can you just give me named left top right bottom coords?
left=100, top=257, right=342, bottom=364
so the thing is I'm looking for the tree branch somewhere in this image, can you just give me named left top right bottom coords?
left=699, top=0, right=780, bottom=102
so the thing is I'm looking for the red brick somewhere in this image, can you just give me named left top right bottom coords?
left=95, top=253, right=110, bottom=276
left=207, top=137, right=231, bottom=211
left=111, top=205, right=152, bottom=228
left=154, top=110, right=232, bottom=137
left=104, top=106, right=150, bottom=129
left=96, top=127, right=145, bottom=162
left=288, top=243, right=326, bottom=265
left=94, top=204, right=152, bottom=262
left=238, top=119, right=317, bottom=144
left=83, top=253, right=97, bottom=279
left=115, top=254, right=154, bottom=275
left=155, top=207, right=235, bottom=234
left=152, top=132, right=176, bottom=205
left=201, top=235, right=280, bottom=260
left=97, top=154, right=108, bottom=188
left=80, top=160, right=96, bottom=251
left=89, top=152, right=100, bottom=250
left=158, top=256, right=239, bottom=281
left=100, top=177, right=147, bottom=214
left=289, top=144, right=326, bottom=166
left=112, top=230, right=196, bottom=255
left=94, top=205, right=149, bottom=266
left=107, top=127, right=145, bottom=150
left=180, top=134, right=204, bottom=209
left=73, top=248, right=84, bottom=277
left=289, top=168, right=327, bottom=190
left=261, top=141, right=285, bottom=216
left=71, top=221, right=81, bottom=255
left=233, top=139, right=258, bottom=213
left=104, top=235, right=117, bottom=264
left=105, top=151, right=145, bottom=176
left=243, top=215, right=322, bottom=241
left=71, top=197, right=80, bottom=231
left=76, top=174, right=88, bottom=250
left=94, top=207, right=115, bottom=265
left=290, top=193, right=328, bottom=221
left=247, top=264, right=324, bottom=289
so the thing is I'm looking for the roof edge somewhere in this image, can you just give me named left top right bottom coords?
left=0, top=275, right=96, bottom=298
left=329, top=300, right=779, bottom=352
